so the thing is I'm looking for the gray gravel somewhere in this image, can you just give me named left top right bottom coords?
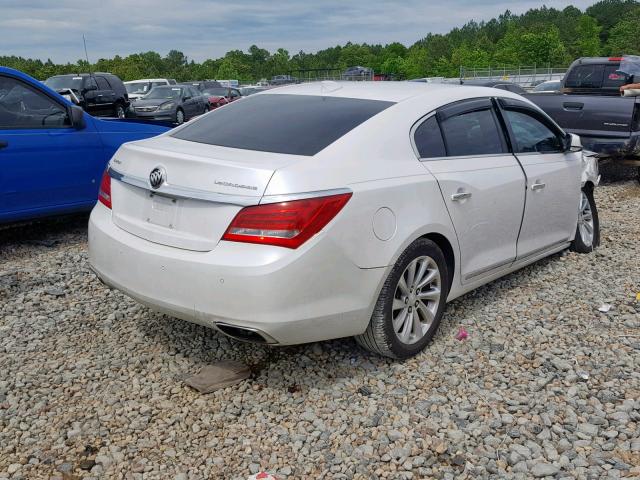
left=1, top=180, right=639, bottom=480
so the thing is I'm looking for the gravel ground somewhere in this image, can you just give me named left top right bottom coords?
left=1, top=180, right=639, bottom=480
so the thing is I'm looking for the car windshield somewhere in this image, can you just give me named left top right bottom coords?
left=126, top=82, right=150, bottom=94
left=172, top=94, right=394, bottom=156
left=143, top=87, right=182, bottom=99
left=202, top=87, right=228, bottom=96
left=45, top=76, right=84, bottom=91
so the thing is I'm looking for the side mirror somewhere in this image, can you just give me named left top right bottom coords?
left=564, top=132, right=582, bottom=153
left=183, top=95, right=191, bottom=101
left=85, top=84, right=98, bottom=92
left=69, top=105, right=86, bottom=130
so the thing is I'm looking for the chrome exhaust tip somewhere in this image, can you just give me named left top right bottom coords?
left=214, top=322, right=278, bottom=345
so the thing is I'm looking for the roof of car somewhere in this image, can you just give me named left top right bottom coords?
left=258, top=81, right=536, bottom=115
left=261, top=81, right=462, bottom=103
left=124, top=79, right=170, bottom=83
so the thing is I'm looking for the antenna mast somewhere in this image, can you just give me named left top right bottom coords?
left=83, top=34, right=93, bottom=75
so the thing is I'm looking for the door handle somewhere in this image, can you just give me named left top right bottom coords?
left=0, top=140, right=8, bottom=149
left=563, top=102, right=583, bottom=111
left=531, top=182, right=546, bottom=191
left=451, top=191, right=472, bottom=201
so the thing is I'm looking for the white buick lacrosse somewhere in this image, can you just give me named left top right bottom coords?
left=89, top=81, right=600, bottom=358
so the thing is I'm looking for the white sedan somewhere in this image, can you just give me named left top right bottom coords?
left=89, top=82, right=600, bottom=358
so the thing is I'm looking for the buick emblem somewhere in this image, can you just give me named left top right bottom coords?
left=149, top=167, right=166, bottom=190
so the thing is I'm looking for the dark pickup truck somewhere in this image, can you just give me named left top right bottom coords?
left=528, top=57, right=640, bottom=170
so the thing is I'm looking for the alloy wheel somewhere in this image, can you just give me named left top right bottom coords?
left=392, top=255, right=441, bottom=345
left=577, top=190, right=594, bottom=247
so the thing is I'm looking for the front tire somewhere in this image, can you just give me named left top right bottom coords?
left=176, top=109, right=185, bottom=125
left=570, top=185, right=600, bottom=253
left=356, top=238, right=449, bottom=359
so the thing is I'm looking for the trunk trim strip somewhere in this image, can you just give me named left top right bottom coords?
left=107, top=166, right=258, bottom=206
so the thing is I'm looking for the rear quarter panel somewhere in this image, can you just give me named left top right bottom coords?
left=264, top=99, right=460, bottom=281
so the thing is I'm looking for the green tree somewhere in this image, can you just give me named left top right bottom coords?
left=574, top=15, right=602, bottom=56
left=605, top=8, right=640, bottom=55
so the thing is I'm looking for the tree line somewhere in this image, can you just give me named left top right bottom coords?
left=1, top=0, right=639, bottom=83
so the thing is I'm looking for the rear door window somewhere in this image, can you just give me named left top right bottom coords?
left=95, top=76, right=110, bottom=90
left=414, top=116, right=446, bottom=158
left=564, top=63, right=627, bottom=89
left=438, top=107, right=506, bottom=156
left=172, top=94, right=394, bottom=156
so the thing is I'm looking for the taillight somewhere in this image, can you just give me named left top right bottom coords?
left=222, top=193, right=352, bottom=249
left=98, top=170, right=112, bottom=209
left=608, top=57, right=623, bottom=61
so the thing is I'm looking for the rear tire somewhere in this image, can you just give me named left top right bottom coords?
left=356, top=238, right=449, bottom=359
left=570, top=185, right=600, bottom=253
left=114, top=103, right=126, bottom=119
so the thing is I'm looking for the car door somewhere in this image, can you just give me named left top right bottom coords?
left=94, top=76, right=116, bottom=116
left=0, top=74, right=102, bottom=222
left=229, top=88, right=241, bottom=103
left=415, top=99, right=526, bottom=283
left=81, top=76, right=100, bottom=116
left=182, top=87, right=197, bottom=118
left=497, top=98, right=583, bottom=258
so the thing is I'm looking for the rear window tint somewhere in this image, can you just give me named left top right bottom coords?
left=565, top=63, right=626, bottom=89
left=172, top=94, right=394, bottom=156
left=414, top=116, right=446, bottom=158
left=440, top=108, right=506, bottom=156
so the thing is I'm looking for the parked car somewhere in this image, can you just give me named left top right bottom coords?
left=459, top=79, right=527, bottom=94
left=44, top=72, right=129, bottom=118
left=89, top=82, right=599, bottom=359
left=238, top=86, right=266, bottom=96
left=124, top=78, right=176, bottom=101
left=0, top=67, right=168, bottom=224
left=532, top=80, right=562, bottom=93
left=181, top=80, right=223, bottom=92
left=201, top=86, right=242, bottom=109
left=527, top=57, right=640, bottom=168
left=343, top=66, right=373, bottom=79
left=132, top=85, right=208, bottom=124
left=270, top=75, right=298, bottom=85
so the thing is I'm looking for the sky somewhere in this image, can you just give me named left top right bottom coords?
left=1, top=0, right=596, bottom=63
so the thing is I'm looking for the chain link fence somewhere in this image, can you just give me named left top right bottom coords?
left=460, top=65, right=568, bottom=87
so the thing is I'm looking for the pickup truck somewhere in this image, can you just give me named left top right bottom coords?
left=0, top=67, right=170, bottom=225
left=527, top=57, right=640, bottom=173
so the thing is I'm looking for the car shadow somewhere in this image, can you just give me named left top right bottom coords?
left=134, top=248, right=565, bottom=395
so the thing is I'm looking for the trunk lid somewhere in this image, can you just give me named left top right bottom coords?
left=108, top=135, right=300, bottom=251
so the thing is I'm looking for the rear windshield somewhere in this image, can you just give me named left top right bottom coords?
left=564, top=64, right=627, bottom=89
left=172, top=94, right=394, bottom=156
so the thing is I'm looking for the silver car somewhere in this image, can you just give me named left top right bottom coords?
left=89, top=82, right=600, bottom=358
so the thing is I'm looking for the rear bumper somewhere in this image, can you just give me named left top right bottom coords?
left=88, top=203, right=385, bottom=345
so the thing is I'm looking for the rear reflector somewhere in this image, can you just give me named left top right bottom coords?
left=222, top=193, right=352, bottom=249
left=608, top=57, right=623, bottom=61
left=98, top=170, right=112, bottom=209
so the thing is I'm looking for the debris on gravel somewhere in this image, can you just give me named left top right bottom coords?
left=1, top=181, right=639, bottom=479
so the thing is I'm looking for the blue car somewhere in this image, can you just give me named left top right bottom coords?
left=0, top=67, right=169, bottom=224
